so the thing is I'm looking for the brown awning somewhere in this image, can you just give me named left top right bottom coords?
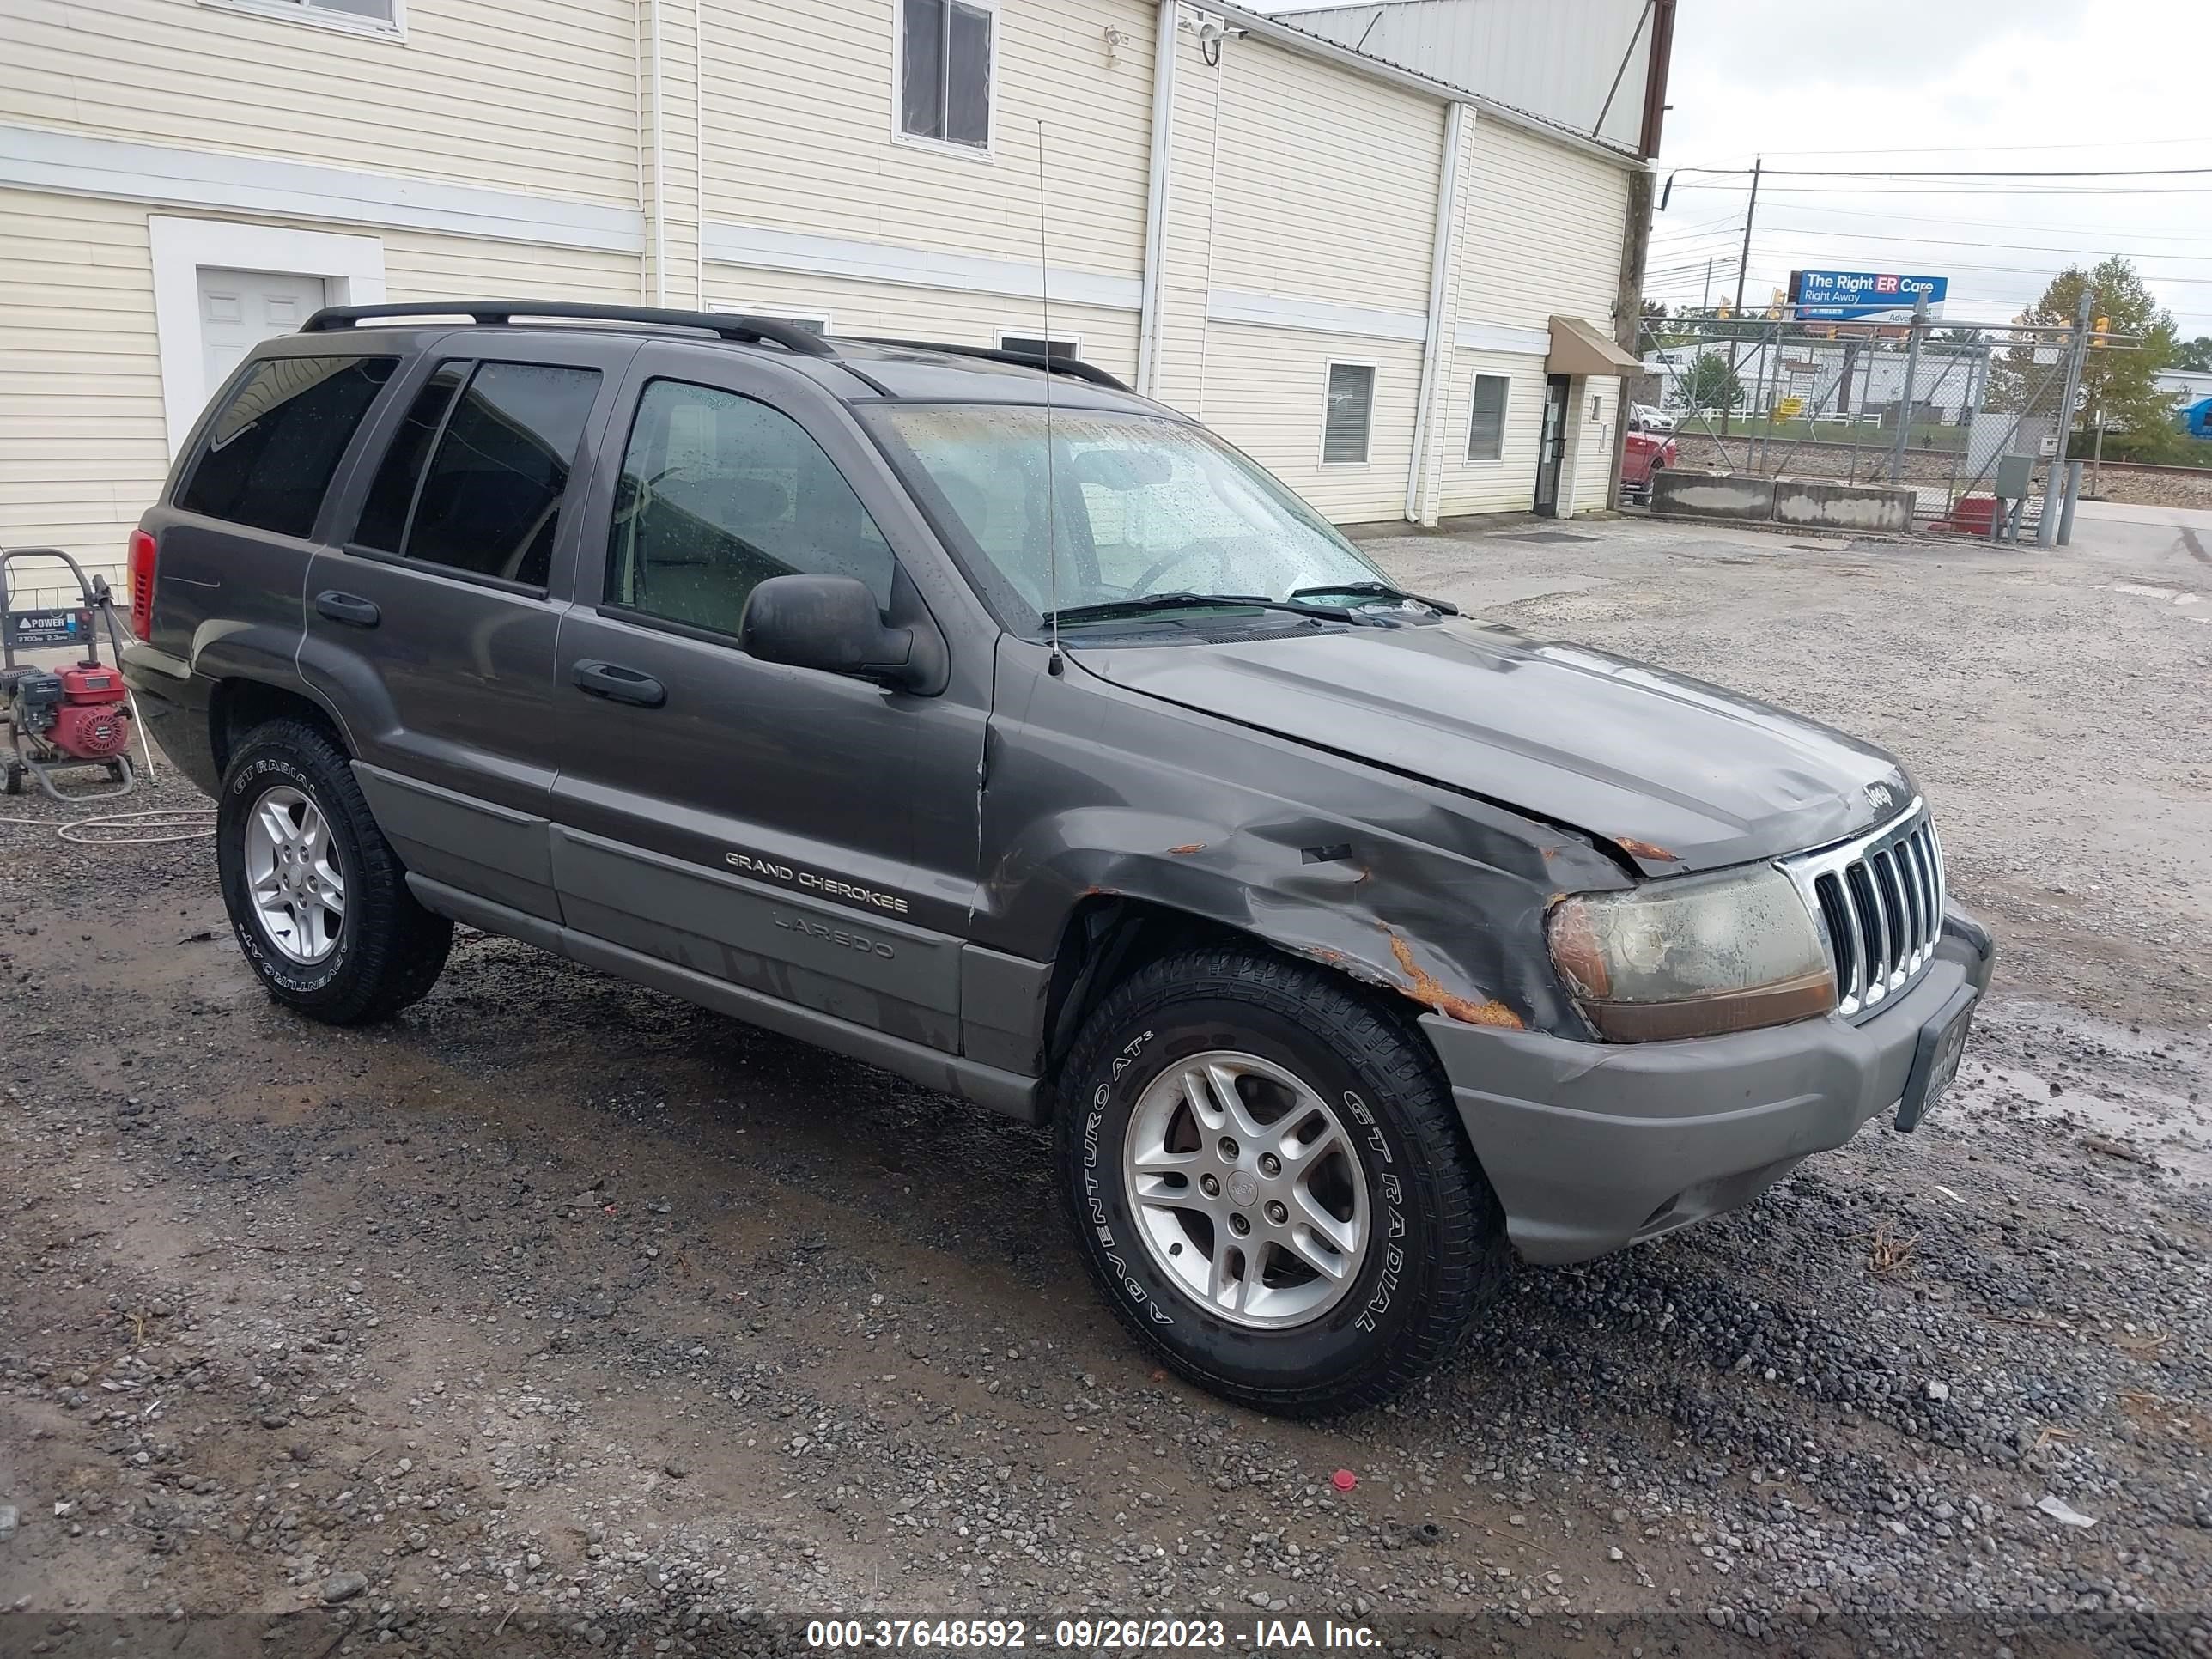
left=1547, top=314, right=1642, bottom=377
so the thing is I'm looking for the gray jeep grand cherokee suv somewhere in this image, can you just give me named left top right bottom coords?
left=121, top=301, right=1993, bottom=1415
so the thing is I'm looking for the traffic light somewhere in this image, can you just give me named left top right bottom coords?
left=2091, top=315, right=2111, bottom=347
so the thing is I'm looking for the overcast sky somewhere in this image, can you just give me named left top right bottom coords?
left=1259, top=1, right=2212, bottom=340
left=1650, top=0, right=2212, bottom=337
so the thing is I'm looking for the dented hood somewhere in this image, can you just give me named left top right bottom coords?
left=1071, top=619, right=1912, bottom=873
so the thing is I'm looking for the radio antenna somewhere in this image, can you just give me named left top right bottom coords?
left=1036, top=117, right=1063, bottom=674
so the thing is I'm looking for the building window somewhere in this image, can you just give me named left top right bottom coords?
left=1467, top=374, right=1510, bottom=462
left=899, top=0, right=994, bottom=152
left=1322, top=363, right=1375, bottom=466
left=1589, top=392, right=1604, bottom=422
left=202, top=0, right=399, bottom=35
left=996, top=333, right=1081, bottom=362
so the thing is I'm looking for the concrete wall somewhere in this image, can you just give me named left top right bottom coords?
left=1652, top=471, right=1916, bottom=533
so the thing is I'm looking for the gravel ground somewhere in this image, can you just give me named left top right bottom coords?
left=3, top=513, right=2211, bottom=1658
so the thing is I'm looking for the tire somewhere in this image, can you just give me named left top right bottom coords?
left=216, top=717, right=451, bottom=1024
left=1054, top=945, right=1509, bottom=1415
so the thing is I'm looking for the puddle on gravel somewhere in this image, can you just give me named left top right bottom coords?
left=1954, top=1057, right=2212, bottom=1183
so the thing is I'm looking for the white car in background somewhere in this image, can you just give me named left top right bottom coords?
left=1628, top=402, right=1676, bottom=434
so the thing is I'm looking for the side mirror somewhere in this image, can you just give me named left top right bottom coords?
left=740, top=574, right=921, bottom=690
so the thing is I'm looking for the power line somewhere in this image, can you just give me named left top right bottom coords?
left=1686, top=164, right=2212, bottom=179
left=1719, top=198, right=2212, bottom=242
left=1749, top=221, right=2212, bottom=262
left=1742, top=136, right=2211, bottom=158
left=1672, top=181, right=2212, bottom=198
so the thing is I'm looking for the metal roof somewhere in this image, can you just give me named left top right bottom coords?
left=1231, top=1, right=1653, bottom=167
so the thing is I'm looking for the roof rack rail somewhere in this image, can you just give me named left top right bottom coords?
left=299, top=301, right=837, bottom=358
left=846, top=337, right=1130, bottom=392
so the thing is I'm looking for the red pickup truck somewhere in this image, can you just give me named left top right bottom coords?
left=1621, top=428, right=1678, bottom=504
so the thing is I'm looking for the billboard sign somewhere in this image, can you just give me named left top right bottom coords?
left=1790, top=270, right=1948, bottom=323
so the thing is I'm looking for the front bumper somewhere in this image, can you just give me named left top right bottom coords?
left=1425, top=906, right=1996, bottom=1265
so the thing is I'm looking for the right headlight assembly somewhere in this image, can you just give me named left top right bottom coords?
left=1545, top=864, right=1836, bottom=1042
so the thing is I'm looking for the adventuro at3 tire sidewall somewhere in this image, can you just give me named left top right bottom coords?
left=218, top=752, right=353, bottom=998
left=1072, top=1002, right=1445, bottom=1395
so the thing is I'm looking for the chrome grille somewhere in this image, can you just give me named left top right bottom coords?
left=1779, top=800, right=1944, bottom=1019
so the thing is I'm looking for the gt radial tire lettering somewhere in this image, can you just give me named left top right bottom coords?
left=1354, top=1171, right=1407, bottom=1333
left=1084, top=1030, right=1167, bottom=1322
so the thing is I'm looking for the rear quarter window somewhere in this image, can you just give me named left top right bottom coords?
left=176, top=356, right=398, bottom=539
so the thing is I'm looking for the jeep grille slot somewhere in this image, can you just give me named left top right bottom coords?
left=1782, top=803, right=1944, bottom=1019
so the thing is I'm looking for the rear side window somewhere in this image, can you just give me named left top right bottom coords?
left=354, top=361, right=601, bottom=589
left=177, top=356, right=397, bottom=538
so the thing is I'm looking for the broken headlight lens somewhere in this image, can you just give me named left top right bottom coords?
left=1546, top=864, right=1835, bottom=1042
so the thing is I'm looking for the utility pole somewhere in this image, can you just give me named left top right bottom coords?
left=2036, top=290, right=2094, bottom=548
left=1889, top=290, right=1928, bottom=484
left=1733, top=157, right=1760, bottom=314
left=1718, top=159, right=1761, bottom=442
left=1701, top=256, right=1713, bottom=311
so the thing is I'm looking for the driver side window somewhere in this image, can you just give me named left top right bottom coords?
left=606, top=379, right=895, bottom=635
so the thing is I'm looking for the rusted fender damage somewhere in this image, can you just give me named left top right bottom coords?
left=974, top=641, right=1634, bottom=1042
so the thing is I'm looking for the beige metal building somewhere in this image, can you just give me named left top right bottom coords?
left=0, top=0, right=1671, bottom=598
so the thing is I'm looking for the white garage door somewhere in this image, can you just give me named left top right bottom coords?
left=198, top=268, right=330, bottom=396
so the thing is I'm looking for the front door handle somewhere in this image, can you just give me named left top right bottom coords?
left=314, top=590, right=380, bottom=628
left=572, top=659, right=666, bottom=708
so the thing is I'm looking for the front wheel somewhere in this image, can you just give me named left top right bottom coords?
left=1054, top=946, right=1509, bottom=1415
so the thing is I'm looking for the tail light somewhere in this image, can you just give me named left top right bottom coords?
left=128, top=528, right=157, bottom=641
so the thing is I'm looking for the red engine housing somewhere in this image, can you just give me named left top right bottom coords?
left=59, top=665, right=123, bottom=702
left=49, top=667, right=132, bottom=759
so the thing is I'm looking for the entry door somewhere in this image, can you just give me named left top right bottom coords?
left=198, top=268, right=328, bottom=395
left=547, top=348, right=987, bottom=1054
left=1534, top=374, right=1571, bottom=516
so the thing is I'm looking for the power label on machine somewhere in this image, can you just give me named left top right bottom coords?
left=6, top=609, right=88, bottom=647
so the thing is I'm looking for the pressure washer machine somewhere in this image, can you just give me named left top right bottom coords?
left=1, top=546, right=139, bottom=802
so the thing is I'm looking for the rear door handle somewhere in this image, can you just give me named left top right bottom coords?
left=314, top=590, right=380, bottom=628
left=572, top=659, right=666, bottom=708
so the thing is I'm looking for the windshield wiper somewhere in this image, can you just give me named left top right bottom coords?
left=1040, top=592, right=1358, bottom=629
left=1289, top=580, right=1459, bottom=616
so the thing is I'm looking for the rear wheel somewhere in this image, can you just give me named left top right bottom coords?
left=216, top=718, right=451, bottom=1024
left=1055, top=945, right=1508, bottom=1415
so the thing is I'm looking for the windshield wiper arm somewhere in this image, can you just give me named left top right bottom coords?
left=1289, top=580, right=1459, bottom=616
left=1040, top=592, right=1358, bottom=628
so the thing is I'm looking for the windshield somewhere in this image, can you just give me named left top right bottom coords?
left=869, top=404, right=1392, bottom=629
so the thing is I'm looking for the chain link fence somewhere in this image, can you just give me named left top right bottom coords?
left=1638, top=310, right=2086, bottom=536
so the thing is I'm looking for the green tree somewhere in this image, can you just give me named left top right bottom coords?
left=1682, top=351, right=1744, bottom=410
left=1987, top=258, right=2178, bottom=441
left=2175, top=335, right=2212, bottom=372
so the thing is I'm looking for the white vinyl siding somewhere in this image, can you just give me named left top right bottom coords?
left=380, top=228, right=639, bottom=307
left=701, top=0, right=1155, bottom=285
left=4, top=0, right=640, bottom=206
left=1436, top=349, right=1544, bottom=516
left=1458, top=116, right=1630, bottom=335
left=1200, top=328, right=1421, bottom=524
left=1206, top=36, right=1442, bottom=313
left=702, top=264, right=1139, bottom=383
left=0, top=190, right=170, bottom=603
